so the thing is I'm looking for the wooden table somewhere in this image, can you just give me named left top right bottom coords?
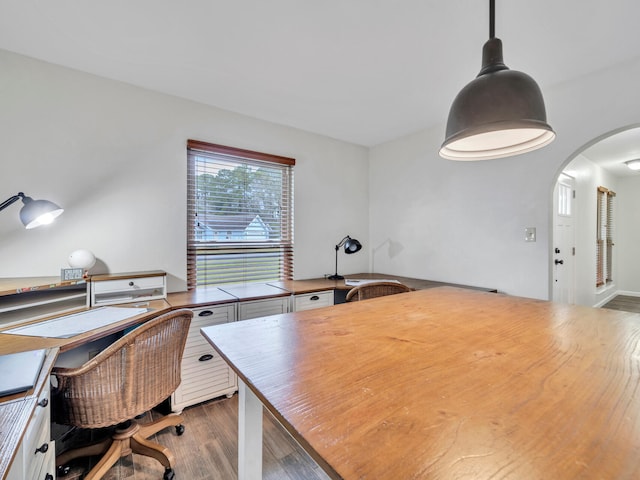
left=202, top=287, right=640, bottom=479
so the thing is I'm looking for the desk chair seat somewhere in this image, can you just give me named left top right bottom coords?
left=345, top=281, right=413, bottom=302
left=52, top=309, right=193, bottom=480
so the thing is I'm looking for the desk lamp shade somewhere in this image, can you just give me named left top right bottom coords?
left=439, top=0, right=555, bottom=160
left=0, top=192, right=64, bottom=229
left=344, top=237, right=362, bottom=254
left=328, top=235, right=362, bottom=281
left=20, top=196, right=64, bottom=229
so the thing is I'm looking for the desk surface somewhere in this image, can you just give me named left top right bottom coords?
left=202, top=287, right=640, bottom=479
left=269, top=272, right=495, bottom=294
left=0, top=299, right=171, bottom=356
left=0, top=276, right=87, bottom=297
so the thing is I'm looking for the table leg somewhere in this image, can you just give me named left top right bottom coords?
left=238, top=380, right=263, bottom=480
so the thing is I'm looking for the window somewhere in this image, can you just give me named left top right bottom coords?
left=187, top=140, right=294, bottom=288
left=596, top=186, right=615, bottom=287
left=557, top=181, right=572, bottom=217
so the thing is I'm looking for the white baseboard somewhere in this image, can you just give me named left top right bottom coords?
left=615, top=290, right=640, bottom=298
left=594, top=290, right=640, bottom=308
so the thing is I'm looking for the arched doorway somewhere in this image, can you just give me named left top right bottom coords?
left=551, top=124, right=640, bottom=306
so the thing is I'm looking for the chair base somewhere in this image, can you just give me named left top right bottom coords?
left=56, top=413, right=184, bottom=480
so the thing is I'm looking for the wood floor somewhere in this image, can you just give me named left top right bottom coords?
left=601, top=295, right=640, bottom=314
left=53, top=394, right=330, bottom=480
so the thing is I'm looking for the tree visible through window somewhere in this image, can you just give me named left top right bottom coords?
left=596, top=186, right=615, bottom=287
left=187, top=140, right=294, bottom=288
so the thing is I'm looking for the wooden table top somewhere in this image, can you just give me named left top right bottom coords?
left=0, top=276, right=87, bottom=297
left=270, top=273, right=496, bottom=294
left=202, top=287, right=640, bottom=479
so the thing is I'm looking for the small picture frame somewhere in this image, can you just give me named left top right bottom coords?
left=61, top=267, right=84, bottom=281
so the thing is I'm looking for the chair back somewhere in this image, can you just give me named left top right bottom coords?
left=52, top=309, right=193, bottom=429
left=345, top=281, right=413, bottom=302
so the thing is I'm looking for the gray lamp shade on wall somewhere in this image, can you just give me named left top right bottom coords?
left=440, top=2, right=555, bottom=160
left=0, top=192, right=64, bottom=229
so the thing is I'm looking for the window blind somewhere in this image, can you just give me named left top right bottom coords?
left=187, top=140, right=294, bottom=288
left=596, top=186, right=615, bottom=287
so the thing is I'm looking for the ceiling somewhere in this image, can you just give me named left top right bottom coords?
left=1, top=0, right=640, bottom=169
left=580, top=127, right=640, bottom=178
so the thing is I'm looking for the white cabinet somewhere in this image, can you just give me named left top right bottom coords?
left=238, top=297, right=289, bottom=320
left=7, top=361, right=55, bottom=480
left=171, top=304, right=237, bottom=412
left=90, top=271, right=166, bottom=307
left=293, top=290, right=334, bottom=311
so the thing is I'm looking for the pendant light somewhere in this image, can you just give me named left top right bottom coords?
left=439, top=0, right=555, bottom=161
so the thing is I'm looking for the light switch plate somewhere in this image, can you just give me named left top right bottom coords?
left=525, top=227, right=536, bottom=242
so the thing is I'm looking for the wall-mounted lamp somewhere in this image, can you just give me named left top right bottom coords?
left=625, top=159, right=640, bottom=171
left=439, top=0, right=555, bottom=160
left=0, top=192, right=64, bottom=229
left=327, top=235, right=362, bottom=281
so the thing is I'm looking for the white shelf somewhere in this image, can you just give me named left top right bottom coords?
left=0, top=281, right=89, bottom=329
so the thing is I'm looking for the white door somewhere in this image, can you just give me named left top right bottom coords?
left=553, top=174, right=576, bottom=304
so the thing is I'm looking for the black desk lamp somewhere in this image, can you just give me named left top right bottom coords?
left=0, top=192, right=64, bottom=229
left=328, top=235, right=362, bottom=280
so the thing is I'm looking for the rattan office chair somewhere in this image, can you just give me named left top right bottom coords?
left=52, top=309, right=193, bottom=480
left=345, top=281, right=413, bottom=302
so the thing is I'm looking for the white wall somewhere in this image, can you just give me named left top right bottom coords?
left=617, top=175, right=640, bottom=295
left=4, top=48, right=640, bottom=299
left=369, top=56, right=640, bottom=299
left=0, top=50, right=369, bottom=291
left=564, top=154, right=619, bottom=306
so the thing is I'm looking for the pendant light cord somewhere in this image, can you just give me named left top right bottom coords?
left=489, top=0, right=495, bottom=39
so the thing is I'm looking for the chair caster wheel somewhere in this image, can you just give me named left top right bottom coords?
left=175, top=424, right=185, bottom=436
left=57, top=465, right=71, bottom=476
left=164, top=467, right=176, bottom=480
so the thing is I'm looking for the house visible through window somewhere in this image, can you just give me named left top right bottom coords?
left=187, top=140, right=294, bottom=288
left=596, top=186, right=615, bottom=287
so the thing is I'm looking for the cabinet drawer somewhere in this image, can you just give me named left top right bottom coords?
left=238, top=297, right=289, bottom=320
left=294, top=290, right=334, bottom=311
left=92, top=276, right=164, bottom=293
left=91, top=274, right=167, bottom=306
left=25, top=410, right=51, bottom=480
left=185, top=305, right=236, bottom=353
left=174, top=350, right=237, bottom=406
left=35, top=441, right=55, bottom=480
left=27, top=438, right=51, bottom=480
left=23, top=388, right=50, bottom=461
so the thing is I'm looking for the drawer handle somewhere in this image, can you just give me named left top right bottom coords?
left=310, top=295, right=320, bottom=301
left=35, top=442, right=49, bottom=454
left=38, top=398, right=49, bottom=408
left=45, top=474, right=54, bottom=480
left=199, top=354, right=214, bottom=362
left=129, top=281, right=135, bottom=286
left=198, top=310, right=214, bottom=317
